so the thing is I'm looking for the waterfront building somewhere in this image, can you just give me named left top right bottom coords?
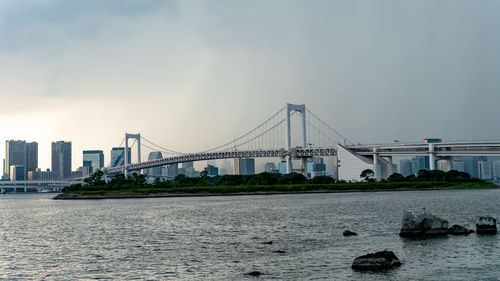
left=147, top=151, right=163, bottom=177
left=399, top=159, right=413, bottom=176
left=83, top=150, right=104, bottom=174
left=204, top=165, right=218, bottom=177
left=311, top=157, right=326, bottom=178
left=4, top=140, right=38, bottom=179
left=52, top=141, right=72, bottom=179
left=9, top=165, right=25, bottom=181
left=279, top=161, right=287, bottom=174
left=110, top=147, right=131, bottom=167
left=167, top=164, right=178, bottom=177
left=28, top=168, right=57, bottom=180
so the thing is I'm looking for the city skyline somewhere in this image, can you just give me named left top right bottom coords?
left=1, top=0, right=500, bottom=169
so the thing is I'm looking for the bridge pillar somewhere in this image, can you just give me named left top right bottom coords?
left=372, top=148, right=382, bottom=181
left=124, top=133, right=141, bottom=176
left=428, top=143, right=435, bottom=170
left=286, top=103, right=306, bottom=174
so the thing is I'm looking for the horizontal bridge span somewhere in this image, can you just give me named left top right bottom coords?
left=105, top=148, right=336, bottom=174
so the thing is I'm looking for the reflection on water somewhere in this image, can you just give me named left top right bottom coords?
left=0, top=189, right=499, bottom=280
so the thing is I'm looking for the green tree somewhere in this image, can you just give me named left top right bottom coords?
left=360, top=169, right=375, bottom=182
left=387, top=173, right=405, bottom=182
left=83, top=170, right=105, bottom=186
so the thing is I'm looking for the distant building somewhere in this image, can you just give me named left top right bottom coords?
left=52, top=141, right=72, bottom=179
left=411, top=156, right=429, bottom=174
left=424, top=138, right=442, bottom=143
left=167, top=164, right=178, bottom=177
left=83, top=150, right=104, bottom=173
left=478, top=161, right=492, bottom=180
left=182, top=162, right=197, bottom=177
left=451, top=161, right=465, bottom=172
left=264, top=162, right=276, bottom=173
left=10, top=165, right=25, bottom=181
left=110, top=147, right=131, bottom=167
left=311, top=157, right=326, bottom=178
left=234, top=158, right=255, bottom=175
left=493, top=161, right=500, bottom=181
left=279, top=161, right=287, bottom=174
left=437, top=160, right=452, bottom=172
left=147, top=151, right=163, bottom=177
left=28, top=168, right=57, bottom=181
left=399, top=159, right=413, bottom=176
left=204, top=165, right=218, bottom=177
left=4, top=140, right=38, bottom=180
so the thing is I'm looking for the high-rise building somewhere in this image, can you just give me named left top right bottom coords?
left=478, top=161, right=492, bottom=180
left=411, top=156, right=429, bottom=174
left=182, top=162, right=197, bottom=177
left=451, top=161, right=465, bottom=172
left=399, top=159, right=413, bottom=176
left=110, top=147, right=131, bottom=167
left=4, top=140, right=38, bottom=180
left=52, top=141, right=72, bottom=179
left=167, top=164, right=178, bottom=177
left=83, top=150, right=104, bottom=174
left=147, top=151, right=163, bottom=177
left=204, top=165, right=218, bottom=177
left=493, top=161, right=500, bottom=181
left=279, top=161, right=287, bottom=174
left=28, top=168, right=57, bottom=180
left=311, top=157, right=326, bottom=178
left=437, top=160, right=452, bottom=172
left=238, top=158, right=255, bottom=175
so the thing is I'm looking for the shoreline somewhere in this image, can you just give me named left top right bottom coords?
left=53, top=186, right=498, bottom=200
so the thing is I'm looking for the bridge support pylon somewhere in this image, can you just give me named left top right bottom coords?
left=124, top=133, right=141, bottom=177
left=286, top=103, right=306, bottom=174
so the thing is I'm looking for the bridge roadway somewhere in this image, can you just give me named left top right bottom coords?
left=346, top=141, right=500, bottom=157
left=0, top=180, right=78, bottom=193
left=105, top=147, right=336, bottom=174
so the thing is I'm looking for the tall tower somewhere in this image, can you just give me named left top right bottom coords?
left=52, top=141, right=72, bottom=179
left=285, top=103, right=307, bottom=174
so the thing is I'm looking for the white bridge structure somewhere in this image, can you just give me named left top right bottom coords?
left=0, top=180, right=78, bottom=193
left=102, top=103, right=500, bottom=182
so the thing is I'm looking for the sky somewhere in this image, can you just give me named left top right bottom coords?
left=1, top=0, right=500, bottom=171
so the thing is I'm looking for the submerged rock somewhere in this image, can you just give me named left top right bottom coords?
left=351, top=250, right=401, bottom=271
left=399, top=210, right=449, bottom=237
left=343, top=230, right=358, bottom=236
left=274, top=250, right=286, bottom=254
left=262, top=241, right=273, bottom=245
left=247, top=271, right=262, bottom=276
left=476, top=216, right=497, bottom=234
left=448, top=224, right=474, bottom=235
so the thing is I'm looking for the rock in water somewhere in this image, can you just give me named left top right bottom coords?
left=476, top=216, right=497, bottom=234
left=351, top=250, right=401, bottom=271
left=247, top=271, right=261, bottom=276
left=448, top=224, right=474, bottom=235
left=399, top=210, right=449, bottom=237
left=343, top=230, right=358, bottom=236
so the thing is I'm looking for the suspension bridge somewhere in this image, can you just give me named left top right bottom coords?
left=103, top=103, right=351, bottom=176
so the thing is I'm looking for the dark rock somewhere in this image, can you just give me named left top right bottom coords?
left=274, top=250, right=286, bottom=254
left=343, top=230, right=358, bottom=236
left=352, top=250, right=401, bottom=271
left=262, top=241, right=273, bottom=245
left=448, top=224, right=474, bottom=235
left=476, top=216, right=497, bottom=234
left=247, top=271, right=261, bottom=276
left=399, top=210, right=449, bottom=237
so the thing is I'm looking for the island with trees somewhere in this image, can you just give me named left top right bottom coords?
left=53, top=168, right=497, bottom=199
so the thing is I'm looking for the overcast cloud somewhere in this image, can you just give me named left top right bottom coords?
left=1, top=0, right=500, bottom=169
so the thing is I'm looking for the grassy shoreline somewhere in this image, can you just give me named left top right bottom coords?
left=54, top=181, right=498, bottom=200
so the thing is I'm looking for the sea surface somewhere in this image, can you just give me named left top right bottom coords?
left=1, top=189, right=500, bottom=280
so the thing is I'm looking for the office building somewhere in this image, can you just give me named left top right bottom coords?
left=411, top=156, right=429, bottom=174
left=204, top=165, right=218, bottom=177
left=83, top=150, right=104, bottom=174
left=493, top=161, right=500, bottom=181
left=147, top=151, right=163, bottom=177
left=451, top=161, right=465, bottom=172
left=4, top=140, right=38, bottom=179
left=167, top=164, right=178, bottom=177
left=437, top=160, right=452, bottom=172
left=110, top=147, right=131, bottom=167
left=10, top=165, right=25, bottom=181
left=311, top=157, right=326, bottom=178
left=399, top=159, right=413, bottom=176
left=235, top=158, right=255, bottom=175
left=28, top=168, right=57, bottom=181
left=279, top=161, right=287, bottom=174
left=478, top=161, right=491, bottom=180
left=52, top=141, right=72, bottom=179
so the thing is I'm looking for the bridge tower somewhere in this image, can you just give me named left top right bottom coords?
left=285, top=103, right=307, bottom=174
left=124, top=133, right=141, bottom=176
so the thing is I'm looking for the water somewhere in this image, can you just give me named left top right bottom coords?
left=1, top=189, right=500, bottom=280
